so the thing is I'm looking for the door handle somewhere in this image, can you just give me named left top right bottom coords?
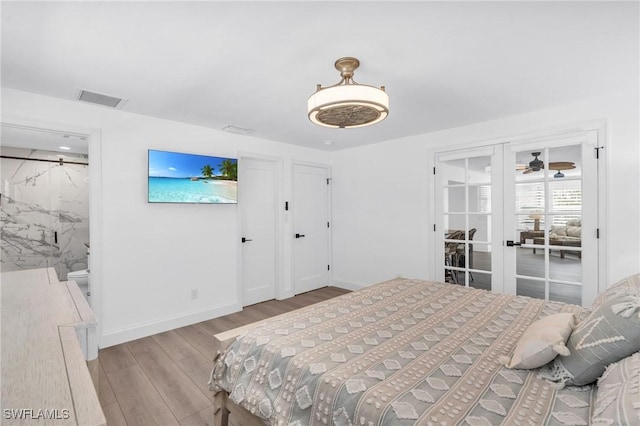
left=241, top=237, right=253, bottom=243
left=506, top=240, right=522, bottom=247
left=295, top=233, right=306, bottom=239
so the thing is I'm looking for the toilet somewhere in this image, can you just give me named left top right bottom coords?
left=67, top=269, right=90, bottom=304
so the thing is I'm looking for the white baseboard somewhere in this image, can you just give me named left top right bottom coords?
left=331, top=280, right=366, bottom=292
left=99, top=301, right=242, bottom=348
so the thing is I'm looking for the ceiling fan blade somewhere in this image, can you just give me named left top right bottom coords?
left=548, top=161, right=576, bottom=170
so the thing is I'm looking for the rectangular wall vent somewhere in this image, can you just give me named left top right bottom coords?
left=76, top=89, right=126, bottom=108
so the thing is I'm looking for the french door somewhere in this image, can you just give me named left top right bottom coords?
left=503, top=131, right=599, bottom=306
left=435, top=147, right=501, bottom=292
left=435, top=130, right=601, bottom=306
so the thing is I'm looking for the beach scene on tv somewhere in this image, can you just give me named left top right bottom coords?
left=148, top=149, right=238, bottom=203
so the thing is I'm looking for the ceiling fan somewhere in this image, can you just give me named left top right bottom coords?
left=520, top=152, right=575, bottom=178
left=522, top=152, right=544, bottom=173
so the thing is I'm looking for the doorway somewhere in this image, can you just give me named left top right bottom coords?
left=292, top=163, right=331, bottom=294
left=435, top=128, right=603, bottom=306
left=0, top=124, right=90, bottom=281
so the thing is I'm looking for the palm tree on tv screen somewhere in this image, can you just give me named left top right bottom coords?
left=220, top=159, right=237, bottom=180
left=201, top=164, right=214, bottom=178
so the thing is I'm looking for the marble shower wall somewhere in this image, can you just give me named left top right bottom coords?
left=1, top=147, right=89, bottom=280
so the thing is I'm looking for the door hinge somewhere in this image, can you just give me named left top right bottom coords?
left=285, top=201, right=289, bottom=211
left=595, top=146, right=604, bottom=159
left=328, top=264, right=330, bottom=271
left=433, top=167, right=436, bottom=175
left=434, top=224, right=436, bottom=232
left=326, top=178, right=331, bottom=185
left=597, top=228, right=600, bottom=239
left=327, top=221, right=330, bottom=228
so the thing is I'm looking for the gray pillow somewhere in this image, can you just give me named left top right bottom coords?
left=592, top=352, right=640, bottom=425
left=592, top=272, right=640, bottom=311
left=544, top=273, right=640, bottom=386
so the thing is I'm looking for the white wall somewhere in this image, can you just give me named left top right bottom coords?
left=3, top=88, right=638, bottom=347
left=331, top=91, right=640, bottom=290
left=1, top=88, right=330, bottom=347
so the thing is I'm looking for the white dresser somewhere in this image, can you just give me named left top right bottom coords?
left=1, top=268, right=104, bottom=425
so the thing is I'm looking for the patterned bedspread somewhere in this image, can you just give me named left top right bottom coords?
left=211, top=279, right=595, bottom=425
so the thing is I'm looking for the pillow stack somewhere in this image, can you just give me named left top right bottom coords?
left=545, top=273, right=640, bottom=386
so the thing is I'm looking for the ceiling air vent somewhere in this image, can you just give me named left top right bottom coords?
left=76, top=89, right=127, bottom=109
left=221, top=125, right=254, bottom=135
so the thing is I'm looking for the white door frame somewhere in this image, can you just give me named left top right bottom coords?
left=237, top=152, right=284, bottom=305
left=432, top=121, right=607, bottom=302
left=290, top=160, right=332, bottom=295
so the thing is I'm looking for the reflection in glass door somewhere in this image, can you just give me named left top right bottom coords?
left=436, top=147, right=499, bottom=291
left=504, top=133, right=599, bottom=306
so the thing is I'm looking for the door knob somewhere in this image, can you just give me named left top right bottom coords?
left=506, top=240, right=522, bottom=247
left=295, top=233, right=306, bottom=238
left=241, top=237, right=253, bottom=243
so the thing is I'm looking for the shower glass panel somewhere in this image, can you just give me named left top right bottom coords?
left=0, top=145, right=89, bottom=279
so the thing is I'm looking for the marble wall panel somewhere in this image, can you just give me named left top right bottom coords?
left=1, top=148, right=89, bottom=280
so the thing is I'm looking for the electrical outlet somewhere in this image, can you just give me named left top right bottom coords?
left=190, top=288, right=199, bottom=300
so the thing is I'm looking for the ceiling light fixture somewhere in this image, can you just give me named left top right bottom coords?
left=308, top=57, right=389, bottom=129
left=59, top=146, right=71, bottom=150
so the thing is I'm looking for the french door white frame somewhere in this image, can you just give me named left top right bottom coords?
left=433, top=122, right=607, bottom=306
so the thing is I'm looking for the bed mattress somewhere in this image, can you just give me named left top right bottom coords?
left=211, top=278, right=594, bottom=425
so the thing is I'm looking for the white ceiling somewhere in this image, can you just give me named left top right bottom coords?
left=1, top=1, right=637, bottom=152
left=1, top=124, right=89, bottom=155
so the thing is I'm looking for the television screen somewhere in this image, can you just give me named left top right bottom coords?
left=148, top=149, right=238, bottom=204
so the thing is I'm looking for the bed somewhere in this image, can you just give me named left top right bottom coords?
left=209, top=277, right=640, bottom=426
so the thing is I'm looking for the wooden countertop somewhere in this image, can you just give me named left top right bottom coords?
left=1, top=268, right=105, bottom=425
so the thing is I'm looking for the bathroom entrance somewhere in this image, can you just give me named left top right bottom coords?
left=0, top=124, right=90, bottom=286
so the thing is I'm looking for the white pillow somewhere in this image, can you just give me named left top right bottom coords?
left=499, top=312, right=575, bottom=370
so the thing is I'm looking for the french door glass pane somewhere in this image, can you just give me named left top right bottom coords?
left=550, top=281, right=582, bottom=305
left=444, top=187, right=465, bottom=213
left=516, top=277, right=546, bottom=299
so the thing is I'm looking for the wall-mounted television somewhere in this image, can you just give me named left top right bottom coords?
left=148, top=149, right=238, bottom=204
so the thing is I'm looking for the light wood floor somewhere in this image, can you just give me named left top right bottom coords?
left=97, top=286, right=350, bottom=426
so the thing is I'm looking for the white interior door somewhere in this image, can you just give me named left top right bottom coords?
left=240, top=157, right=277, bottom=306
left=503, top=131, right=599, bottom=306
left=293, top=163, right=330, bottom=294
left=435, top=147, right=503, bottom=292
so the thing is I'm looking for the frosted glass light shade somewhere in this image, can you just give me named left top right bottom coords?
left=308, top=84, right=389, bottom=129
